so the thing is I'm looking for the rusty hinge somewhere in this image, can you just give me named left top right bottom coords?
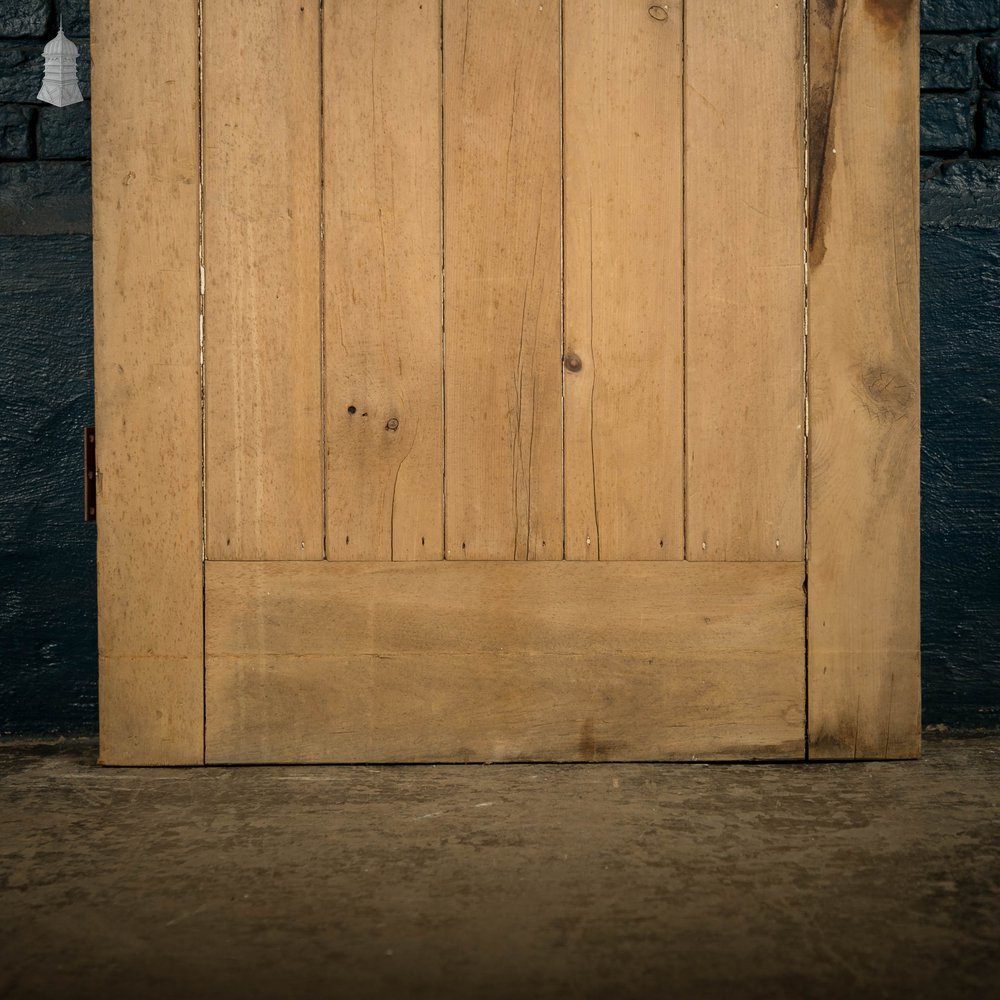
left=84, top=427, right=96, bottom=522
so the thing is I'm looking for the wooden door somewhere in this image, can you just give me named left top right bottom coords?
left=92, top=0, right=920, bottom=765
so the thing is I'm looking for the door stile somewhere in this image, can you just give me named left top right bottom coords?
left=93, top=0, right=205, bottom=764
left=805, top=0, right=921, bottom=759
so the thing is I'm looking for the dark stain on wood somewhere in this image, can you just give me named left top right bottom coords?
left=811, top=1, right=915, bottom=264
left=864, top=0, right=914, bottom=36
left=809, top=726, right=861, bottom=760
left=809, top=697, right=919, bottom=760
left=808, top=0, right=847, bottom=269
left=814, top=0, right=839, bottom=29
left=578, top=718, right=626, bottom=762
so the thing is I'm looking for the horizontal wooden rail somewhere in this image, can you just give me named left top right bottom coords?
left=205, top=561, right=806, bottom=764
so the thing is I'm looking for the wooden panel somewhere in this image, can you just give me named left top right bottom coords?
left=563, top=0, right=684, bottom=560
left=91, top=0, right=203, bottom=764
left=203, top=0, right=323, bottom=560
left=685, top=0, right=805, bottom=561
left=205, top=560, right=806, bottom=763
left=807, top=0, right=921, bottom=759
left=324, top=1, right=443, bottom=561
left=443, top=0, right=562, bottom=560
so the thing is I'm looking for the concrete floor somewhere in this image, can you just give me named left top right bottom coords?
left=0, top=736, right=998, bottom=1000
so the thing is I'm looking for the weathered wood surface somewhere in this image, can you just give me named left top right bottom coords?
left=442, top=0, right=563, bottom=560
left=563, top=0, right=684, bottom=560
left=92, top=0, right=923, bottom=764
left=205, top=560, right=806, bottom=763
left=807, top=0, right=921, bottom=758
left=92, top=0, right=204, bottom=764
left=324, top=0, right=444, bottom=561
left=203, top=0, right=323, bottom=560
left=685, top=0, right=806, bottom=561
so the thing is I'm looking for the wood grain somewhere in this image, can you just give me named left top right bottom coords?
left=563, top=0, right=684, bottom=560
left=443, top=0, right=563, bottom=560
left=685, top=0, right=806, bottom=561
left=91, top=0, right=203, bottom=764
left=203, top=0, right=323, bottom=560
left=205, top=560, right=806, bottom=763
left=324, top=0, right=444, bottom=561
left=807, top=0, right=921, bottom=759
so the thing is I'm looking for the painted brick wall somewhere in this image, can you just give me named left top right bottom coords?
left=920, top=0, right=1000, bottom=728
left=0, top=0, right=998, bottom=734
left=0, top=0, right=94, bottom=734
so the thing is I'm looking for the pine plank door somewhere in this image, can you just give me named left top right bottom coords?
left=92, top=0, right=920, bottom=765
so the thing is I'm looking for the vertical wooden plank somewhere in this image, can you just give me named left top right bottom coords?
left=807, top=0, right=921, bottom=759
left=443, top=0, right=562, bottom=560
left=685, top=0, right=806, bottom=561
left=203, top=0, right=323, bottom=560
left=563, top=0, right=684, bottom=561
left=92, top=0, right=203, bottom=764
left=325, top=0, right=443, bottom=562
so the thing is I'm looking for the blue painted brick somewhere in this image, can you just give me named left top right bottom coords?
left=921, top=93, right=976, bottom=152
left=0, top=104, right=34, bottom=159
left=0, top=44, right=45, bottom=102
left=922, top=35, right=978, bottom=90
left=61, top=0, right=89, bottom=38
left=981, top=91, right=1000, bottom=151
left=921, top=0, right=1000, bottom=31
left=921, top=226, right=1000, bottom=728
left=0, top=233, right=96, bottom=737
left=921, top=158, right=1000, bottom=225
left=980, top=39, right=1000, bottom=89
left=0, top=161, right=91, bottom=235
left=37, top=101, right=89, bottom=159
left=0, top=0, right=51, bottom=38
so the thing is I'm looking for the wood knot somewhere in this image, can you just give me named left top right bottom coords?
left=564, top=353, right=583, bottom=373
left=857, top=365, right=915, bottom=422
left=385, top=418, right=399, bottom=432
left=648, top=5, right=668, bottom=21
